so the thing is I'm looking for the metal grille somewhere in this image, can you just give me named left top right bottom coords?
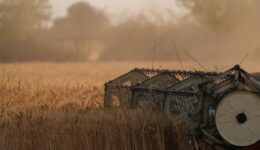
left=104, top=68, right=219, bottom=113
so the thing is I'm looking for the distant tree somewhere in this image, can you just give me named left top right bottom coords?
left=0, top=0, right=50, bottom=61
left=52, top=2, right=110, bottom=59
left=0, top=0, right=50, bottom=43
left=177, top=0, right=253, bottom=31
left=101, top=16, right=158, bottom=61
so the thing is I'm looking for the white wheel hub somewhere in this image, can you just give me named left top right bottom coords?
left=215, top=91, right=260, bottom=146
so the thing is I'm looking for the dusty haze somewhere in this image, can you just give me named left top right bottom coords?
left=0, top=0, right=259, bottom=71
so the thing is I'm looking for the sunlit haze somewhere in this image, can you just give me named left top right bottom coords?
left=50, top=0, right=186, bottom=23
left=1, top=0, right=260, bottom=71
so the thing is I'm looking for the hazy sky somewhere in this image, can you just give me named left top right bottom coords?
left=50, top=0, right=186, bottom=23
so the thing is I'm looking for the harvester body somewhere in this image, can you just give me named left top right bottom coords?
left=104, top=65, right=260, bottom=148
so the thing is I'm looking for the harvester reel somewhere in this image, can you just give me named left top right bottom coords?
left=137, top=94, right=157, bottom=109
left=104, top=65, right=260, bottom=148
left=215, top=91, right=260, bottom=146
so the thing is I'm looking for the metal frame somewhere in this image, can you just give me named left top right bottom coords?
left=104, top=68, right=219, bottom=108
left=104, top=65, right=260, bottom=148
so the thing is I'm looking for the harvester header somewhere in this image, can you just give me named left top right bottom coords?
left=104, top=65, right=260, bottom=148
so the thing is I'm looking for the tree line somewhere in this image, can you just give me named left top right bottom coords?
left=0, top=0, right=260, bottom=62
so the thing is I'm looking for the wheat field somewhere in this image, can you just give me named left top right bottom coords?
left=0, top=62, right=211, bottom=150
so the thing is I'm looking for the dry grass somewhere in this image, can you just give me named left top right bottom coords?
left=0, top=62, right=210, bottom=150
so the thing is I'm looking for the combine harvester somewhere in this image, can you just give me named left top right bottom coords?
left=104, top=65, right=260, bottom=149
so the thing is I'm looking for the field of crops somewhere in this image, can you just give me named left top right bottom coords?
left=0, top=62, right=213, bottom=150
